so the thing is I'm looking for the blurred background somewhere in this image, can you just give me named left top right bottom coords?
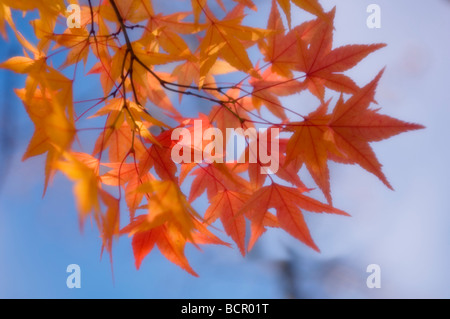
left=0, top=0, right=449, bottom=298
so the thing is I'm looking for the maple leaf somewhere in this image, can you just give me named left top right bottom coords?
left=13, top=89, right=74, bottom=161
left=56, top=152, right=101, bottom=220
left=0, top=4, right=13, bottom=38
left=53, top=28, right=91, bottom=69
left=285, top=101, right=338, bottom=203
left=328, top=70, right=424, bottom=187
left=261, top=2, right=385, bottom=100
left=188, top=163, right=251, bottom=202
left=172, top=56, right=236, bottom=102
left=294, top=9, right=386, bottom=100
left=138, top=129, right=178, bottom=183
left=95, top=120, right=146, bottom=163
left=2, top=0, right=66, bottom=50
left=138, top=180, right=200, bottom=238
left=277, top=0, right=330, bottom=28
left=132, top=68, right=182, bottom=116
left=99, top=190, right=121, bottom=260
left=139, top=11, right=198, bottom=58
left=241, top=183, right=348, bottom=251
left=208, top=88, right=254, bottom=139
left=233, top=0, right=256, bottom=11
left=122, top=216, right=199, bottom=276
left=101, top=162, right=154, bottom=219
left=101, top=0, right=154, bottom=24
left=204, top=190, right=249, bottom=255
left=286, top=70, right=424, bottom=201
left=259, top=0, right=322, bottom=78
left=121, top=213, right=227, bottom=275
left=3, top=50, right=76, bottom=191
left=197, top=3, right=269, bottom=86
left=242, top=128, right=307, bottom=190
left=250, top=68, right=305, bottom=120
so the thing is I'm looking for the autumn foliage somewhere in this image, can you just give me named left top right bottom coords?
left=0, top=0, right=423, bottom=276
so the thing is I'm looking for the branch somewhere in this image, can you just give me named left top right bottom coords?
left=108, top=0, right=245, bottom=122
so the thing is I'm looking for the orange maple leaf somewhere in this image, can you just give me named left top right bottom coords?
left=241, top=183, right=348, bottom=251
left=286, top=70, right=424, bottom=201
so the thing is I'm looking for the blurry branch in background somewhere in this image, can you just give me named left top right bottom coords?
left=0, top=45, right=17, bottom=194
left=276, top=250, right=300, bottom=299
left=250, top=239, right=302, bottom=298
left=259, top=241, right=365, bottom=298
